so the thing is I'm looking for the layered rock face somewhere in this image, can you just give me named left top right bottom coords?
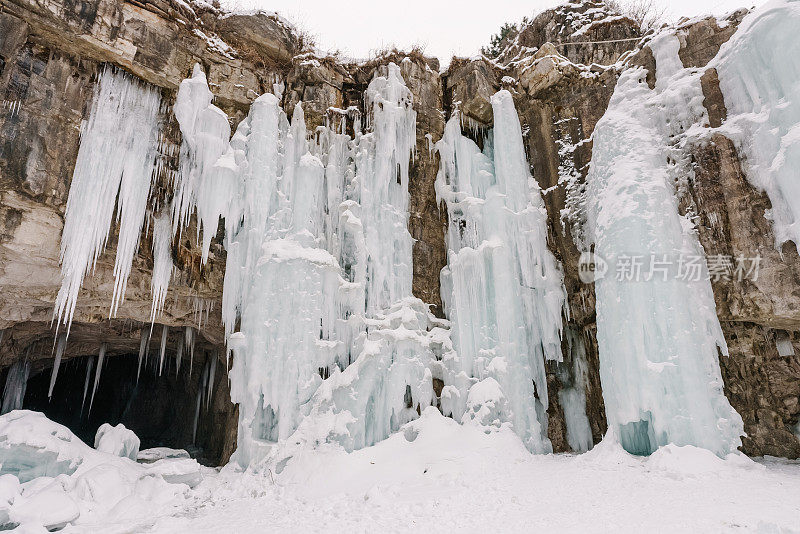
left=0, top=0, right=798, bottom=461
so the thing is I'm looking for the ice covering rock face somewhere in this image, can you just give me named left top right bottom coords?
left=434, top=92, right=567, bottom=453
left=713, top=1, right=800, bottom=253
left=584, top=32, right=745, bottom=457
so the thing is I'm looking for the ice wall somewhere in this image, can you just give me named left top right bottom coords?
left=584, top=33, right=743, bottom=456
left=712, top=0, right=800, bottom=251
left=54, top=68, right=162, bottom=334
left=434, top=91, right=566, bottom=453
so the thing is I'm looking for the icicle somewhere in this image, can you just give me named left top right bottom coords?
left=185, top=326, right=195, bottom=374
left=53, top=68, right=162, bottom=335
left=158, top=325, right=168, bottom=376
left=175, top=335, right=184, bottom=376
left=137, top=331, right=147, bottom=382
left=150, top=211, right=174, bottom=322
left=88, top=343, right=107, bottom=415
left=81, top=356, right=95, bottom=416
left=224, top=62, right=444, bottom=463
left=1, top=358, right=30, bottom=414
left=193, top=361, right=209, bottom=445
left=205, top=354, right=216, bottom=411
left=171, top=64, right=236, bottom=264
left=47, top=333, right=67, bottom=399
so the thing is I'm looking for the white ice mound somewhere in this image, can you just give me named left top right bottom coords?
left=646, top=443, right=757, bottom=477
left=137, top=447, right=190, bottom=464
left=94, top=423, right=140, bottom=460
left=0, top=411, right=91, bottom=482
left=0, top=412, right=208, bottom=530
left=144, top=458, right=205, bottom=488
left=272, top=406, right=531, bottom=498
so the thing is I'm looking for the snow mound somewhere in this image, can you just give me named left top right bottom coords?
left=0, top=411, right=210, bottom=531
left=94, top=423, right=140, bottom=461
left=0, top=411, right=91, bottom=482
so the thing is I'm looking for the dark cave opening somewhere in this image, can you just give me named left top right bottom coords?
left=10, top=349, right=234, bottom=466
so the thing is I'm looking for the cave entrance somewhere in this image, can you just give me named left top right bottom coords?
left=10, top=349, right=234, bottom=466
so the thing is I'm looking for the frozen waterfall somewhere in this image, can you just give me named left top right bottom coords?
left=162, top=63, right=444, bottom=465
left=584, top=33, right=744, bottom=457
left=713, top=0, right=800, bottom=252
left=434, top=91, right=567, bottom=454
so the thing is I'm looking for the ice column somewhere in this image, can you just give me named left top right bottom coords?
left=434, top=91, right=566, bottom=453
left=585, top=33, right=743, bottom=456
left=54, top=68, right=162, bottom=334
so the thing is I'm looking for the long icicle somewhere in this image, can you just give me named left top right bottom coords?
left=175, top=335, right=184, bottom=376
left=158, top=325, right=168, bottom=376
left=193, top=361, right=209, bottom=445
left=88, top=343, right=107, bottom=415
left=186, top=326, right=195, bottom=375
left=137, top=331, right=147, bottom=382
left=206, top=353, right=216, bottom=411
left=48, top=333, right=67, bottom=399
left=81, top=355, right=95, bottom=416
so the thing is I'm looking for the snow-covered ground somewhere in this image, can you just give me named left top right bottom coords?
left=142, top=412, right=800, bottom=533
left=3, top=409, right=796, bottom=533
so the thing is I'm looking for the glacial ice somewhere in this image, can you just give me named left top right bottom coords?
left=584, top=32, right=744, bottom=456
left=713, top=0, right=800, bottom=252
left=433, top=91, right=566, bottom=453
left=54, top=68, right=162, bottom=335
